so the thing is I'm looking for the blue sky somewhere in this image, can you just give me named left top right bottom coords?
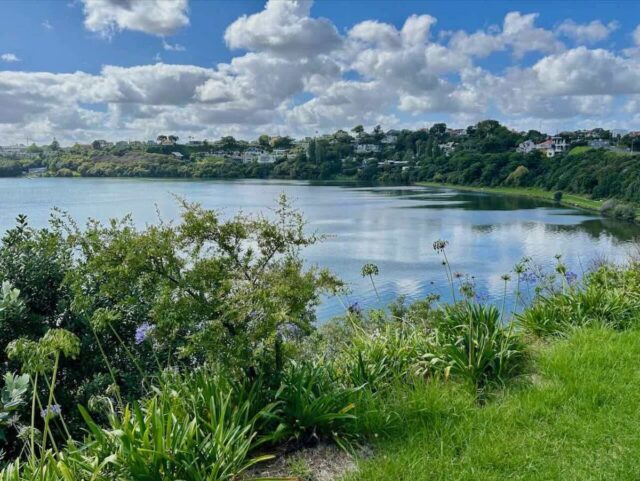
left=1, top=0, right=639, bottom=144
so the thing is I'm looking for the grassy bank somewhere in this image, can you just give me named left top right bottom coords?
left=416, top=181, right=604, bottom=212
left=348, top=327, right=640, bottom=480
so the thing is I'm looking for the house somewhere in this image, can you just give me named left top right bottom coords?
left=273, top=148, right=289, bottom=158
left=171, top=152, right=184, bottom=160
left=440, top=141, right=457, bottom=156
left=0, top=144, right=39, bottom=159
left=187, top=140, right=204, bottom=146
left=588, top=139, right=610, bottom=149
left=447, top=128, right=467, bottom=137
left=535, top=140, right=556, bottom=157
left=550, top=136, right=569, bottom=153
left=355, top=144, right=381, bottom=154
left=381, top=131, right=399, bottom=145
left=378, top=160, right=409, bottom=167
left=516, top=140, right=536, bottom=154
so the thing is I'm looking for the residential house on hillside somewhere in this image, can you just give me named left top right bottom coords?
left=440, top=141, right=457, bottom=156
left=355, top=143, right=381, bottom=154
left=516, top=139, right=536, bottom=154
left=517, top=137, right=568, bottom=157
left=171, top=152, right=184, bottom=160
left=447, top=128, right=467, bottom=137
left=0, top=144, right=39, bottom=159
left=381, top=130, right=399, bottom=144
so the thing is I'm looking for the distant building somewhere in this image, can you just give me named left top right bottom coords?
left=171, top=152, right=184, bottom=159
left=381, top=131, right=399, bottom=144
left=447, top=128, right=467, bottom=137
left=355, top=144, right=381, bottom=154
left=378, top=160, right=409, bottom=167
left=516, top=140, right=536, bottom=154
left=273, top=148, right=289, bottom=158
left=0, top=144, right=39, bottom=159
left=440, top=141, right=457, bottom=156
left=588, top=139, right=610, bottom=149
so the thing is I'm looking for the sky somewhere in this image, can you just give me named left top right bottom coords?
left=1, top=0, right=640, bottom=145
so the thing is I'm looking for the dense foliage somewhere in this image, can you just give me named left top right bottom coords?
left=9, top=121, right=640, bottom=211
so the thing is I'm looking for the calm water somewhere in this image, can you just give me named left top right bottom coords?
left=2, top=178, right=639, bottom=320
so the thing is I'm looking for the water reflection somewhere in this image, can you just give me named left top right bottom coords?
left=1, top=178, right=638, bottom=321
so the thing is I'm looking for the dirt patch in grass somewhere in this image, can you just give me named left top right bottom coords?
left=245, top=444, right=370, bottom=481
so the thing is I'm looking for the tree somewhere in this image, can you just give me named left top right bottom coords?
left=220, top=136, right=237, bottom=150
left=49, top=139, right=60, bottom=151
left=429, top=123, right=447, bottom=138
left=351, top=125, right=364, bottom=136
left=258, top=135, right=270, bottom=148
left=91, top=140, right=102, bottom=150
left=168, top=135, right=179, bottom=144
left=156, top=135, right=167, bottom=144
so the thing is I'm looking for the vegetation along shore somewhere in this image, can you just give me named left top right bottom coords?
left=1, top=196, right=640, bottom=479
left=3, top=120, right=640, bottom=222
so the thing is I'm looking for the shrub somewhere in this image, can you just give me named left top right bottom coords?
left=336, top=320, right=443, bottom=391
left=439, top=304, right=526, bottom=391
left=274, top=360, right=359, bottom=450
left=553, top=191, right=563, bottom=202
left=518, top=266, right=640, bottom=336
left=612, top=203, right=636, bottom=222
left=599, top=198, right=618, bottom=215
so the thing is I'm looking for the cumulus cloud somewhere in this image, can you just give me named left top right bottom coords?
left=2, top=1, right=640, bottom=144
left=224, top=0, right=341, bottom=57
left=556, top=19, right=618, bottom=44
left=1, top=53, right=21, bottom=62
left=82, top=0, right=189, bottom=37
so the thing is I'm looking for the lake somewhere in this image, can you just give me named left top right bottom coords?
left=2, top=177, right=639, bottom=320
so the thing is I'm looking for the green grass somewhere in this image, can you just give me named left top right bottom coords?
left=348, top=327, right=640, bottom=481
left=567, top=146, right=593, bottom=156
left=416, top=181, right=604, bottom=212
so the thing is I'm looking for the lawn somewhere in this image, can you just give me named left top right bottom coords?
left=348, top=327, right=640, bottom=481
left=416, top=181, right=604, bottom=212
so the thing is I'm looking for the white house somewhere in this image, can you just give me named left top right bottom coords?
left=440, top=142, right=457, bottom=156
left=516, top=140, right=536, bottom=154
left=355, top=144, right=381, bottom=154
left=273, top=148, right=289, bottom=158
left=550, top=136, right=568, bottom=153
left=0, top=145, right=39, bottom=159
left=588, top=139, right=610, bottom=149
left=171, top=152, right=184, bottom=160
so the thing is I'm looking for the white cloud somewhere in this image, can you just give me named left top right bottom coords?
left=224, top=0, right=341, bottom=57
left=42, top=20, right=53, bottom=30
left=556, top=20, right=618, bottom=44
left=82, top=0, right=189, bottom=37
left=2, top=1, right=640, bottom=144
left=1, top=53, right=21, bottom=62
left=634, top=25, right=640, bottom=45
left=502, top=12, right=564, bottom=58
left=532, top=47, right=640, bottom=95
left=162, top=39, right=186, bottom=52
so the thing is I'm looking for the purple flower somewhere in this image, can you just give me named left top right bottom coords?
left=520, top=272, right=538, bottom=284
left=348, top=302, right=362, bottom=315
left=565, top=271, right=578, bottom=285
left=474, top=291, right=489, bottom=303
left=134, top=322, right=154, bottom=344
left=40, top=404, right=61, bottom=419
